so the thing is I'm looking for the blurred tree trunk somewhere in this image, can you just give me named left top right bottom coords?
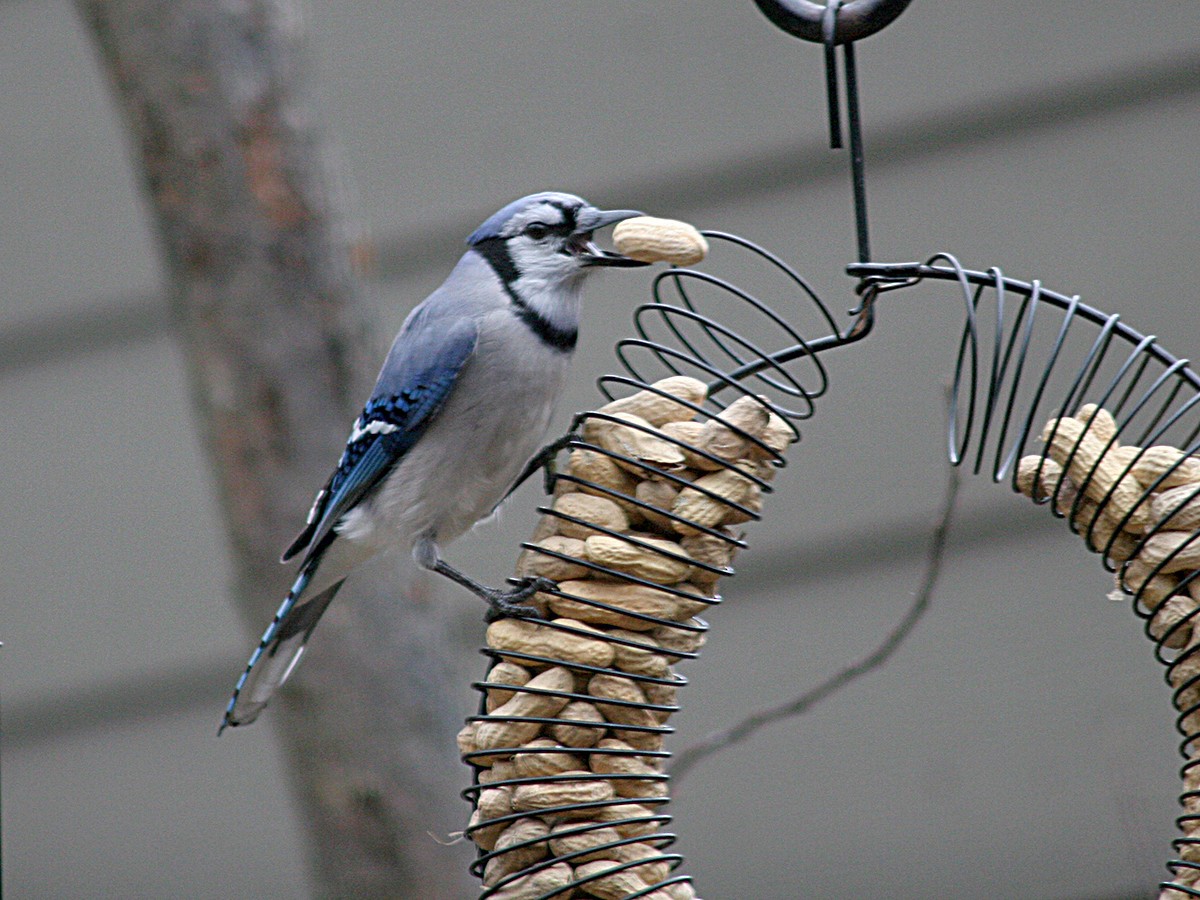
left=75, top=2, right=471, bottom=896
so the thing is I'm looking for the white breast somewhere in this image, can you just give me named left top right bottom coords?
left=340, top=307, right=572, bottom=553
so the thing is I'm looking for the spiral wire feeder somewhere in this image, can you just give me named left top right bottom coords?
left=852, top=255, right=1200, bottom=897
left=454, top=5, right=908, bottom=894
left=459, top=233, right=873, bottom=899
left=454, top=5, right=930, bottom=896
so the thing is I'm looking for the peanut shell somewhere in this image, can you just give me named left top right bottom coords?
left=679, top=528, right=738, bottom=588
left=588, top=673, right=660, bottom=731
left=1119, top=559, right=1181, bottom=609
left=477, top=759, right=519, bottom=785
left=468, top=806, right=508, bottom=851
left=484, top=661, right=533, bottom=712
left=548, top=821, right=624, bottom=863
left=548, top=700, right=608, bottom=748
left=573, top=859, right=654, bottom=900
left=469, top=786, right=515, bottom=849
left=650, top=619, right=707, bottom=655
left=589, top=412, right=687, bottom=478
left=721, top=488, right=762, bottom=525
left=590, top=739, right=668, bottom=799
left=593, top=802, right=662, bottom=838
left=1040, top=417, right=1152, bottom=529
left=583, top=534, right=694, bottom=585
left=1015, top=455, right=1064, bottom=502
left=642, top=681, right=678, bottom=719
left=605, top=841, right=672, bottom=887
left=750, top=410, right=797, bottom=459
left=671, top=468, right=757, bottom=535
left=1105, top=444, right=1144, bottom=471
left=635, top=479, right=683, bottom=531
left=1131, top=445, right=1200, bottom=489
left=568, top=448, right=642, bottom=515
left=612, top=216, right=708, bottom=266
left=548, top=580, right=710, bottom=631
left=1153, top=484, right=1200, bottom=532
left=517, top=535, right=591, bottom=582
left=487, top=618, right=617, bottom=670
left=697, top=395, right=770, bottom=461
left=482, top=818, right=550, bottom=887
left=1149, top=594, right=1199, bottom=650
left=1076, top=403, right=1119, bottom=444
left=1136, top=531, right=1200, bottom=574
left=608, top=728, right=666, bottom=753
left=510, top=772, right=616, bottom=818
left=604, top=629, right=671, bottom=678
left=552, top=492, right=630, bottom=540
left=659, top=420, right=723, bottom=471
left=593, top=376, right=707, bottom=427
left=473, top=666, right=576, bottom=753
left=488, top=862, right=573, bottom=900
left=514, top=739, right=586, bottom=779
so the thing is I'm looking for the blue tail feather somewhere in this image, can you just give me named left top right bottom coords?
left=219, top=566, right=315, bottom=734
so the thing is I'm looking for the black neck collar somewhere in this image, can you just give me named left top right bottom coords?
left=472, top=239, right=577, bottom=353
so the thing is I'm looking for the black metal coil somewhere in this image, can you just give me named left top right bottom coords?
left=851, top=254, right=1200, bottom=897
left=461, top=232, right=868, bottom=899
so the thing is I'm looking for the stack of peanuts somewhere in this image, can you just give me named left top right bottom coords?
left=457, top=374, right=795, bottom=900
left=1015, top=404, right=1200, bottom=899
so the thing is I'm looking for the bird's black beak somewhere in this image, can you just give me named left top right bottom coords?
left=580, top=243, right=650, bottom=267
left=574, top=207, right=650, bottom=268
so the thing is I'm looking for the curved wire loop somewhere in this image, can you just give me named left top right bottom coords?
left=752, top=0, right=914, bottom=44
left=851, top=254, right=1200, bottom=897
left=608, top=231, right=873, bottom=415
left=462, top=232, right=862, bottom=899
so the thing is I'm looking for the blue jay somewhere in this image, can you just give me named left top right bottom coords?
left=221, top=192, right=644, bottom=732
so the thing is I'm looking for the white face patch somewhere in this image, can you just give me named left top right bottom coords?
left=508, top=206, right=587, bottom=283
left=504, top=201, right=571, bottom=238
left=508, top=237, right=582, bottom=283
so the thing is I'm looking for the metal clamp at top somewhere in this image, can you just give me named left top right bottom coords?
left=752, top=0, right=912, bottom=44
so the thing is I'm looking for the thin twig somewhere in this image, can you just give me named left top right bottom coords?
left=668, top=464, right=962, bottom=784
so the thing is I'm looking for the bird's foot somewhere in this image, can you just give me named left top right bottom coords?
left=483, top=576, right=555, bottom=622
left=489, top=432, right=578, bottom=516
left=536, top=433, right=577, bottom=495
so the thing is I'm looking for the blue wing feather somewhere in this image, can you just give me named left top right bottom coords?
left=223, top=317, right=479, bottom=731
left=282, top=319, right=479, bottom=564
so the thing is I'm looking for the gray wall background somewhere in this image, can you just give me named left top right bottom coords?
left=3, top=2, right=1199, bottom=897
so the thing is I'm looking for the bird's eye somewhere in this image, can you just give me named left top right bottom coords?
left=524, top=223, right=550, bottom=241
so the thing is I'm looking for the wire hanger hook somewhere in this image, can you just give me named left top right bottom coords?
left=751, top=0, right=913, bottom=44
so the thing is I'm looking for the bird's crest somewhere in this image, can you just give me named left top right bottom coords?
left=467, top=191, right=585, bottom=245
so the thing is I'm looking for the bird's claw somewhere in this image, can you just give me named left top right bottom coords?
left=483, top=576, right=555, bottom=622
left=541, top=455, right=560, bottom=496
left=537, top=432, right=576, bottom=495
